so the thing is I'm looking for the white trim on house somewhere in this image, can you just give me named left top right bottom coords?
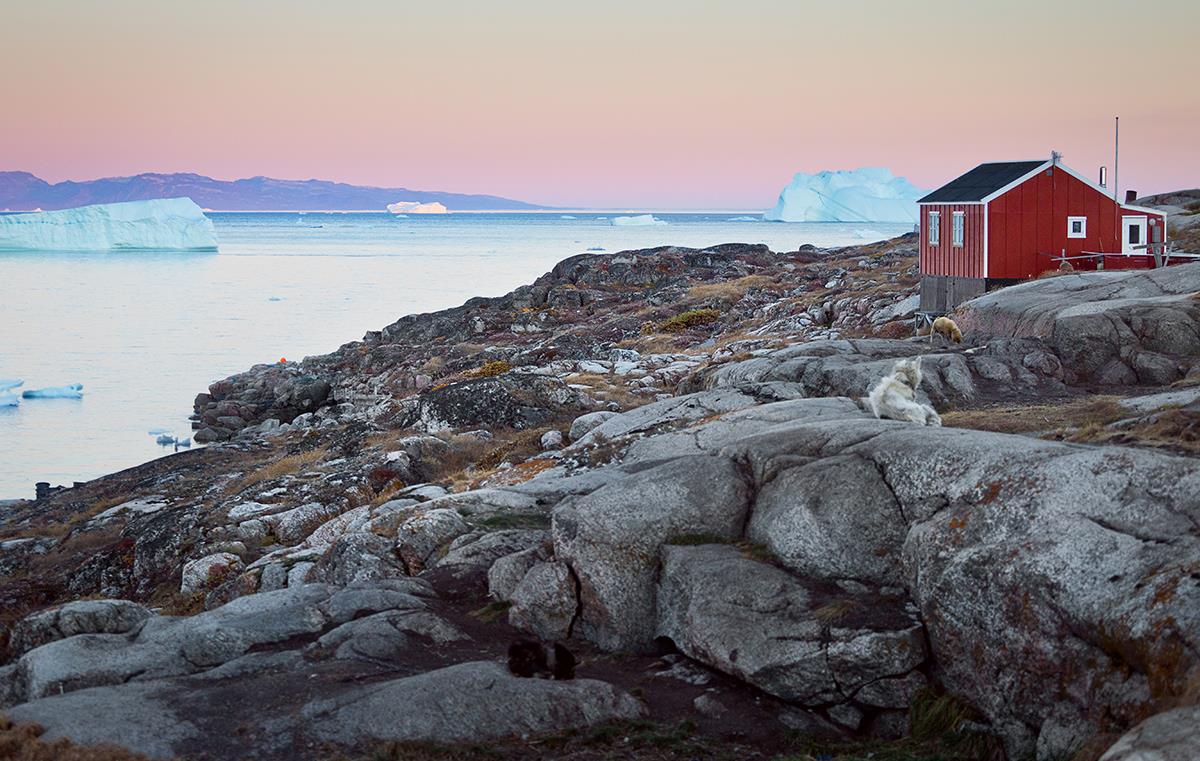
left=1120, top=204, right=1162, bottom=216
left=983, top=201, right=989, bottom=277
left=979, top=160, right=1054, bottom=203
left=1067, top=216, right=1087, bottom=238
left=1122, top=216, right=1148, bottom=254
left=1049, top=162, right=1120, bottom=201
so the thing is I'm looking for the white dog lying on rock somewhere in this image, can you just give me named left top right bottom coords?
left=866, top=358, right=941, bottom=426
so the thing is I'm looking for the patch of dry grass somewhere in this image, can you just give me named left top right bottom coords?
left=811, top=599, right=860, bottom=624
left=470, top=359, right=513, bottom=378
left=223, top=446, right=328, bottom=496
left=941, top=397, right=1127, bottom=436
left=684, top=275, right=775, bottom=305
left=657, top=308, right=722, bottom=334
left=943, top=396, right=1200, bottom=454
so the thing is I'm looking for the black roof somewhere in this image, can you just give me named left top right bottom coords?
left=919, top=161, right=1047, bottom=203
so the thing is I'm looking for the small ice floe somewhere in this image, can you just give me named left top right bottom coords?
left=268, top=296, right=285, bottom=302
left=560, top=215, right=578, bottom=219
left=854, top=229, right=883, bottom=240
left=0, top=392, right=19, bottom=407
left=611, top=214, right=667, bottom=227
left=728, top=216, right=758, bottom=222
left=22, top=383, right=83, bottom=399
left=586, top=246, right=606, bottom=251
left=156, top=434, right=176, bottom=445
left=147, top=427, right=172, bottom=435
left=0, top=378, right=22, bottom=391
left=175, top=438, right=192, bottom=448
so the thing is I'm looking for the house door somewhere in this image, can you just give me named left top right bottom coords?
left=1122, top=217, right=1147, bottom=254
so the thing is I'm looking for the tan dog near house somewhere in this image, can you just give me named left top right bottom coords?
left=930, top=316, right=963, bottom=344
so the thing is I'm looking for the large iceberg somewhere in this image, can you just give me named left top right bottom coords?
left=764, top=168, right=924, bottom=223
left=387, top=201, right=448, bottom=214
left=0, top=197, right=218, bottom=251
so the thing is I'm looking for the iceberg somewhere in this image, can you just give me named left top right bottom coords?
left=0, top=198, right=218, bottom=251
left=22, top=383, right=83, bottom=399
left=0, top=378, right=22, bottom=391
left=612, top=214, right=667, bottom=226
left=0, top=392, right=18, bottom=407
left=387, top=201, right=448, bottom=215
left=764, top=168, right=924, bottom=223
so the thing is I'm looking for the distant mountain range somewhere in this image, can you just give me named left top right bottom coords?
left=0, top=172, right=547, bottom=212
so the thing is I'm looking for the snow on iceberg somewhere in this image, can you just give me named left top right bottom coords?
left=22, top=383, right=83, bottom=399
left=763, top=168, right=924, bottom=223
left=0, top=378, right=22, bottom=391
left=0, top=392, right=18, bottom=407
left=612, top=214, right=667, bottom=226
left=387, top=201, right=448, bottom=214
left=0, top=198, right=218, bottom=251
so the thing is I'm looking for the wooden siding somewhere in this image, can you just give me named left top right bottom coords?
left=986, top=166, right=1166, bottom=279
left=919, top=203, right=985, bottom=278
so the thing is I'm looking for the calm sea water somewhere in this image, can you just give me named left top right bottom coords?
left=0, top=212, right=909, bottom=498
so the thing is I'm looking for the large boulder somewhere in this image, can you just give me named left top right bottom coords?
left=507, top=561, right=578, bottom=640
left=404, top=374, right=591, bottom=432
left=552, top=455, right=752, bottom=651
left=1098, top=704, right=1200, bottom=761
left=657, top=544, right=926, bottom=723
left=7, top=681, right=199, bottom=759
left=956, top=263, right=1200, bottom=384
left=9, top=599, right=153, bottom=656
left=301, top=661, right=645, bottom=744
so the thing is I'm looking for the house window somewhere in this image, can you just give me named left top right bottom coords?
left=1128, top=223, right=1140, bottom=245
left=1067, top=216, right=1087, bottom=239
left=928, top=211, right=940, bottom=245
left=952, top=211, right=965, bottom=247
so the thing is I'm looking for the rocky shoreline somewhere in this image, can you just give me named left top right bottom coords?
left=2, top=235, right=1199, bottom=761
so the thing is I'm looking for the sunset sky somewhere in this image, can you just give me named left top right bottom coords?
left=3, top=0, right=1197, bottom=209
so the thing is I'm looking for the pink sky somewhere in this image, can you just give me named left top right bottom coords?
left=3, top=1, right=1196, bottom=208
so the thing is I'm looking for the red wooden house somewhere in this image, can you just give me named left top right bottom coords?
left=918, top=156, right=1168, bottom=311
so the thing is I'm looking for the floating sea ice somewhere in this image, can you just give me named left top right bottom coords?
left=268, top=296, right=285, bottom=302
left=0, top=378, right=22, bottom=391
left=156, top=434, right=176, bottom=445
left=176, top=438, right=192, bottom=448
left=22, top=383, right=83, bottom=399
left=586, top=246, right=606, bottom=251
left=560, top=215, right=578, bottom=219
left=0, top=392, right=18, bottom=407
left=728, top=216, right=758, bottom=222
left=147, top=427, right=172, bottom=435
left=612, top=214, right=667, bottom=226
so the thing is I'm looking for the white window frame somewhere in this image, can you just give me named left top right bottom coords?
left=928, top=211, right=940, bottom=246
left=1067, top=216, right=1087, bottom=239
left=951, top=211, right=965, bottom=247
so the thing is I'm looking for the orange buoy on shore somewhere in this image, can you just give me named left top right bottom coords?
left=279, top=357, right=287, bottom=363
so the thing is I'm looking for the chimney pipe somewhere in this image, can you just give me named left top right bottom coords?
left=1125, top=190, right=1137, bottom=204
